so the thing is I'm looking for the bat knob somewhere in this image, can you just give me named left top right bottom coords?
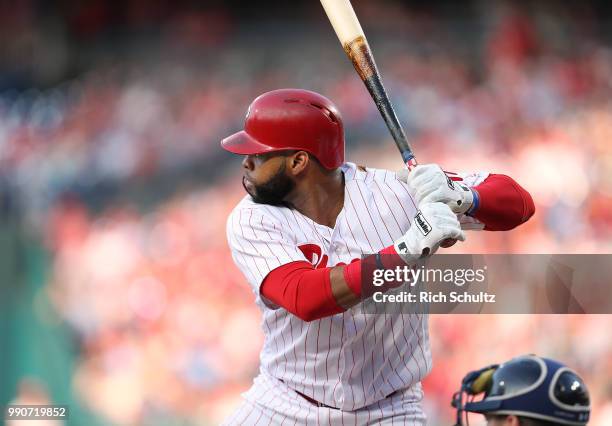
left=440, top=239, right=457, bottom=248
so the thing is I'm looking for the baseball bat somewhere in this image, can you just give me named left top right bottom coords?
left=320, top=0, right=417, bottom=171
left=321, top=0, right=459, bottom=250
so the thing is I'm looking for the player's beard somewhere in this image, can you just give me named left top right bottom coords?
left=242, top=163, right=295, bottom=206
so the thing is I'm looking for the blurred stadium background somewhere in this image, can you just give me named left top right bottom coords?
left=1, top=0, right=612, bottom=425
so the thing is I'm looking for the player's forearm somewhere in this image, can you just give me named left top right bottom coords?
left=260, top=261, right=385, bottom=321
left=469, top=174, right=535, bottom=230
left=261, top=248, right=406, bottom=321
left=336, top=245, right=408, bottom=308
left=330, top=266, right=360, bottom=309
left=261, top=262, right=346, bottom=322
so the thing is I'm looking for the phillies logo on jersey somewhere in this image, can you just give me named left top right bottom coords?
left=298, top=243, right=329, bottom=269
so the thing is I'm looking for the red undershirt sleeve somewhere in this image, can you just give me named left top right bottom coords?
left=261, top=261, right=345, bottom=322
left=470, top=174, right=535, bottom=231
left=261, top=246, right=408, bottom=322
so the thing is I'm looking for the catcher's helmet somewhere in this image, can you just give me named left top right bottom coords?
left=451, top=355, right=590, bottom=426
left=221, top=89, right=344, bottom=169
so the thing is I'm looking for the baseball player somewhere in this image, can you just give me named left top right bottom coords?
left=451, top=355, right=590, bottom=426
left=221, top=88, right=535, bottom=425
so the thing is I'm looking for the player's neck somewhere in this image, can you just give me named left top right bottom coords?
left=286, top=169, right=344, bottom=228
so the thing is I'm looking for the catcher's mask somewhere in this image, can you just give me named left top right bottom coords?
left=451, top=355, right=590, bottom=426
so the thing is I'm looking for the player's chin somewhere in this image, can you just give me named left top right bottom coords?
left=242, top=176, right=256, bottom=196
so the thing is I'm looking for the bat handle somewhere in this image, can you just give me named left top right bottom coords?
left=402, top=152, right=418, bottom=171
left=440, top=239, right=458, bottom=249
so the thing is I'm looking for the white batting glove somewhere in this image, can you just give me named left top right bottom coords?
left=397, top=164, right=475, bottom=215
left=394, top=202, right=466, bottom=263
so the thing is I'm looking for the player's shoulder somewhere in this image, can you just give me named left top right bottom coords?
left=226, top=195, right=289, bottom=232
left=342, top=162, right=410, bottom=199
left=342, top=162, right=401, bottom=185
left=343, top=162, right=417, bottom=211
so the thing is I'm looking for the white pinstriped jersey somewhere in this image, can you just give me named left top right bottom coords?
left=227, top=162, right=488, bottom=412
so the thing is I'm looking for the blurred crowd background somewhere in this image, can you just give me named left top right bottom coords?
left=1, top=0, right=612, bottom=425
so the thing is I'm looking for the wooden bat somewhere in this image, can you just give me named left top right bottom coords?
left=320, top=0, right=417, bottom=171
left=321, top=0, right=459, bottom=250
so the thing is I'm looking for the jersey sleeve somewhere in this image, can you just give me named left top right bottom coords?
left=226, top=207, right=307, bottom=295
left=446, top=170, right=490, bottom=231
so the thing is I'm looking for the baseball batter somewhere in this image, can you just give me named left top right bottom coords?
left=221, top=89, right=535, bottom=425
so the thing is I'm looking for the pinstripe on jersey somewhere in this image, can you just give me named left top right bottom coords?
left=226, top=162, right=488, bottom=414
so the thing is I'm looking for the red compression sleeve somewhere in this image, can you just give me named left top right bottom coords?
left=471, top=174, right=535, bottom=231
left=261, top=261, right=344, bottom=322
left=342, top=258, right=362, bottom=297
left=343, top=245, right=406, bottom=298
left=262, top=246, right=407, bottom=322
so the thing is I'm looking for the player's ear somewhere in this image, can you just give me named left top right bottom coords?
left=485, top=414, right=518, bottom=426
left=504, top=415, right=520, bottom=426
left=287, top=151, right=310, bottom=175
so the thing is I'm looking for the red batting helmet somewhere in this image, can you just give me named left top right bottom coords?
left=221, top=89, right=345, bottom=169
